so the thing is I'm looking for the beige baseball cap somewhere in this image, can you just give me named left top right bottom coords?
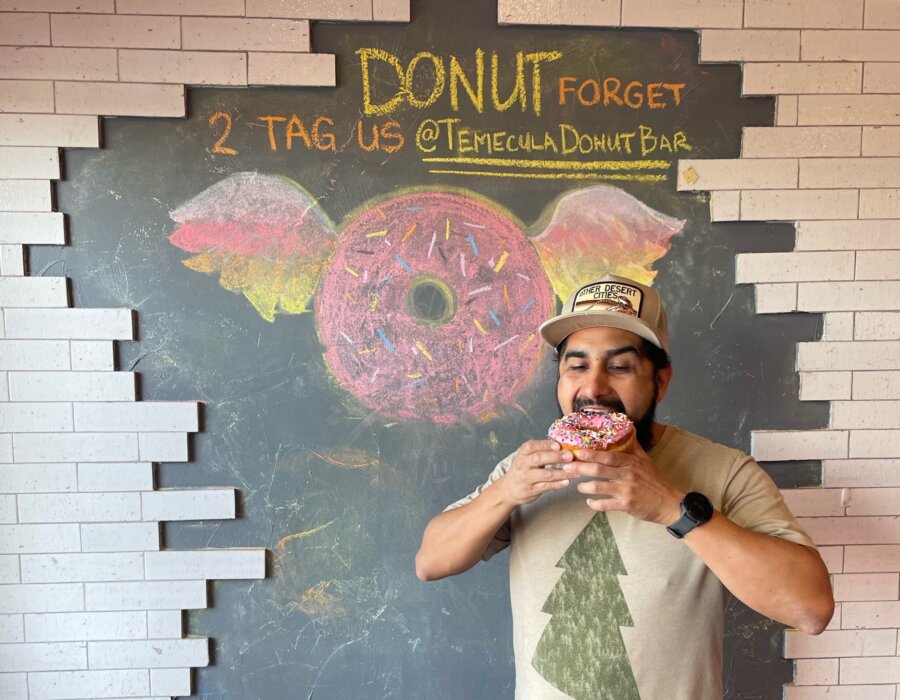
left=539, top=274, right=669, bottom=351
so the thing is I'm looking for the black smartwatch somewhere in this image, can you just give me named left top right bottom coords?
left=666, top=492, right=713, bottom=539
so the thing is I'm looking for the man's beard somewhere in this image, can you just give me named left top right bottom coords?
left=567, top=393, right=659, bottom=451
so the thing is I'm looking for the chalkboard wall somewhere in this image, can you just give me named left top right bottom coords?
left=33, top=0, right=828, bottom=697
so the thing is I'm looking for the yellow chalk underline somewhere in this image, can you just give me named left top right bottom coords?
left=428, top=169, right=667, bottom=182
left=422, top=157, right=670, bottom=170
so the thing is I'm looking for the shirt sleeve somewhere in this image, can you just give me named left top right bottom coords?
left=441, top=452, right=515, bottom=561
left=720, top=453, right=817, bottom=550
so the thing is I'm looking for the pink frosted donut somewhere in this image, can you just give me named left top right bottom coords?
left=548, top=409, right=635, bottom=452
left=315, top=190, right=554, bottom=423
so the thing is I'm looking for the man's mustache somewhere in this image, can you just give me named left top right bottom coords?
left=572, top=396, right=627, bottom=415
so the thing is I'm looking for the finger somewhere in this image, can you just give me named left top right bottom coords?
left=586, top=496, right=621, bottom=511
left=533, top=477, right=570, bottom=492
left=573, top=448, right=633, bottom=466
left=524, top=449, right=573, bottom=469
left=576, top=479, right=617, bottom=496
left=520, top=439, right=564, bottom=455
left=561, top=462, right=618, bottom=479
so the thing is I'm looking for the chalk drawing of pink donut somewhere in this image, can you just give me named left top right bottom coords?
left=315, top=189, right=554, bottom=424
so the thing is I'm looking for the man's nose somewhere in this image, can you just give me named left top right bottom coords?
left=582, top=366, right=611, bottom=397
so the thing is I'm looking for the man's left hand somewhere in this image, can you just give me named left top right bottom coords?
left=562, top=443, right=685, bottom=526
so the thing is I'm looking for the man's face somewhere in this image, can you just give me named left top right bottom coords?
left=556, top=326, right=671, bottom=425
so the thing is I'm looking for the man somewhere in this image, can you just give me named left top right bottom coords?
left=415, top=274, right=834, bottom=700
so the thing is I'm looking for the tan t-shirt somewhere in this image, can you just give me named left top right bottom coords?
left=444, top=425, right=816, bottom=700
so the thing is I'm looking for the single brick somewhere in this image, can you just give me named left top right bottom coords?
left=247, top=0, right=373, bottom=20
left=55, top=82, right=185, bottom=117
left=822, top=312, right=855, bottom=341
left=0, top=277, right=67, bottom=306
left=864, top=63, right=900, bottom=93
left=118, top=49, right=247, bottom=85
left=0, top=80, right=54, bottom=113
left=3, top=308, right=133, bottom=340
left=824, top=459, right=900, bottom=487
left=866, top=0, right=900, bottom=29
left=863, top=126, right=900, bottom=156
left=817, top=546, right=844, bottom=574
left=677, top=158, right=797, bottom=191
left=18, top=492, right=140, bottom=523
left=372, top=0, right=410, bottom=21
left=832, top=572, right=900, bottom=600
left=742, top=126, right=861, bottom=158
left=0, top=1, right=113, bottom=10
left=138, top=432, right=188, bottom=462
left=736, top=251, right=854, bottom=283
left=781, top=487, right=845, bottom=516
left=831, top=401, right=900, bottom=429
left=801, top=157, right=900, bottom=188
left=0, top=243, right=23, bottom=274
left=751, top=430, right=848, bottom=461
left=842, top=600, right=900, bottom=628
left=743, top=62, right=862, bottom=95
left=9, top=371, right=134, bottom=401
left=621, top=0, right=742, bottom=28
left=0, top=212, right=64, bottom=245
left=146, top=610, right=181, bottom=638
left=0, top=180, right=53, bottom=212
left=0, top=114, right=98, bottom=148
left=857, top=252, right=900, bottom=281
left=0, top=524, right=80, bottom=554
left=844, top=545, right=900, bottom=572
left=150, top=667, right=191, bottom=697
left=497, top=0, right=563, bottom=25
left=0, top=147, right=59, bottom=179
left=840, top=657, right=900, bottom=684
left=0, top=402, right=72, bottom=432
left=142, top=489, right=235, bottom=521
left=0, top=583, right=83, bottom=613
left=74, top=401, right=198, bottom=432
left=799, top=371, right=852, bottom=400
left=795, top=219, right=900, bottom=250
left=77, top=462, right=154, bottom=492
left=799, top=95, right=900, bottom=126
left=88, top=637, right=208, bottom=669
left=754, top=283, right=797, bottom=313
left=0, top=555, right=20, bottom=583
left=0, top=12, right=50, bottom=45
left=853, top=370, right=900, bottom=398
left=860, top=188, right=900, bottom=218
left=709, top=190, right=740, bottom=221
left=145, top=549, right=265, bottom=580
left=0, top=47, right=116, bottom=81
left=785, top=629, right=896, bottom=658
left=799, top=515, right=900, bottom=544
left=81, top=522, right=158, bottom=552
left=27, top=669, right=148, bottom=700
left=118, top=0, right=243, bottom=14
left=799, top=340, right=900, bottom=370
left=85, top=580, right=207, bottom=611
left=746, top=0, right=863, bottom=29
left=0, top=340, right=70, bottom=370
left=741, top=189, right=858, bottom=221
left=803, top=30, right=900, bottom=61
left=0, top=613, right=24, bottom=642
left=50, top=14, right=180, bottom=49
left=0, top=641, right=87, bottom=672
left=776, top=94, right=798, bottom=125
left=797, top=283, right=900, bottom=312
left=182, top=17, right=310, bottom=52
left=70, top=341, right=114, bottom=371
left=13, top=432, right=139, bottom=463
left=792, top=658, right=838, bottom=685
left=699, top=29, right=799, bottom=62
left=845, top=487, right=900, bottom=515
left=25, top=611, right=147, bottom=642
left=248, top=51, right=336, bottom=86
left=21, top=553, right=144, bottom=583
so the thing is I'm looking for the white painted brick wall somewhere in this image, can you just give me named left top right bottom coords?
left=0, top=0, right=897, bottom=697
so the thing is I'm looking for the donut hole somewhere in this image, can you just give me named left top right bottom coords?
left=407, top=276, right=456, bottom=326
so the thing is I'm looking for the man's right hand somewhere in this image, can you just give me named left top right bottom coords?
left=498, top=440, right=574, bottom=506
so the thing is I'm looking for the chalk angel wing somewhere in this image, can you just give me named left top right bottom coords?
left=168, top=172, right=336, bottom=322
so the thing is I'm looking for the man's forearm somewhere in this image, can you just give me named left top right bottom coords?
left=683, top=512, right=834, bottom=635
left=415, top=478, right=515, bottom=581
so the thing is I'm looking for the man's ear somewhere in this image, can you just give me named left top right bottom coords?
left=655, top=366, right=673, bottom=403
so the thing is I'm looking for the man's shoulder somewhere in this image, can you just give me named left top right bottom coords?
left=660, top=425, right=749, bottom=467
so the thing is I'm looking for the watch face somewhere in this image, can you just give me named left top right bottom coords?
left=684, top=492, right=713, bottom=522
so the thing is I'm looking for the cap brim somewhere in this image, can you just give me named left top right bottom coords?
left=539, top=311, right=666, bottom=351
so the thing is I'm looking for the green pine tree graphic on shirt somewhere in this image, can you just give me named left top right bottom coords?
left=532, top=512, right=640, bottom=700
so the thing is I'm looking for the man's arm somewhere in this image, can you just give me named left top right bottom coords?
left=563, top=445, right=834, bottom=635
left=416, top=440, right=574, bottom=581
